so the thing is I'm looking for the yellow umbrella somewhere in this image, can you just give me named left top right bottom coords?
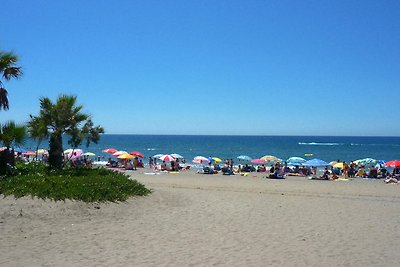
left=36, top=149, right=48, bottom=155
left=261, top=155, right=280, bottom=162
left=333, top=162, right=344, bottom=169
left=118, top=153, right=134, bottom=159
left=84, top=152, right=96, bottom=156
left=212, top=157, right=222, bottom=163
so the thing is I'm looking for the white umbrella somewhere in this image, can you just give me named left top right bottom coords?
left=64, top=148, right=74, bottom=154
left=159, top=154, right=176, bottom=162
left=193, top=156, right=210, bottom=164
left=171, top=153, right=184, bottom=159
left=112, top=150, right=128, bottom=156
left=152, top=154, right=164, bottom=159
left=66, top=149, right=84, bottom=160
left=286, top=156, right=306, bottom=165
left=237, top=155, right=252, bottom=161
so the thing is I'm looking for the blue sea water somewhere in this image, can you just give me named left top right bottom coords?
left=21, top=135, right=400, bottom=163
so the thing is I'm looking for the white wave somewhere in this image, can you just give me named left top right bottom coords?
left=146, top=148, right=156, bottom=151
left=298, top=142, right=341, bottom=146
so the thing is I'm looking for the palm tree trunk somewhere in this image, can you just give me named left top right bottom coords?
left=49, top=132, right=63, bottom=169
left=0, top=148, right=13, bottom=175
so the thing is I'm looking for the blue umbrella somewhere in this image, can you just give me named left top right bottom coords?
left=303, top=158, right=329, bottom=167
left=237, top=155, right=252, bottom=161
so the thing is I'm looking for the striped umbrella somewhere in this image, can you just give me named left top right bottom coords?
left=159, top=154, right=176, bottom=162
left=102, top=148, right=117, bottom=154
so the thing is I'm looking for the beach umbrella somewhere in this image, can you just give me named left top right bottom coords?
left=84, top=152, right=96, bottom=156
left=354, top=158, right=376, bottom=165
left=171, top=153, right=184, bottom=159
left=152, top=154, right=164, bottom=159
left=286, top=157, right=306, bottom=165
left=102, top=148, right=117, bottom=154
left=118, top=153, right=134, bottom=159
left=303, top=158, right=329, bottom=167
left=251, top=158, right=267, bottom=164
left=329, top=161, right=338, bottom=166
left=64, top=148, right=74, bottom=154
left=22, top=151, right=36, bottom=156
left=260, top=155, right=280, bottom=162
left=159, top=154, right=176, bottom=162
left=212, top=157, right=222, bottom=163
left=66, top=149, right=84, bottom=159
left=237, top=155, right=252, bottom=161
left=112, top=150, right=128, bottom=156
left=333, top=162, right=344, bottom=169
left=0, top=147, right=6, bottom=152
left=36, top=149, right=48, bottom=155
left=193, top=156, right=210, bottom=164
left=130, top=151, right=144, bottom=158
left=377, top=160, right=386, bottom=165
left=385, top=160, right=400, bottom=168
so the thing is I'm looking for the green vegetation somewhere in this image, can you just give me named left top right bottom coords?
left=0, top=49, right=150, bottom=202
left=0, top=163, right=151, bottom=202
left=0, top=121, right=27, bottom=174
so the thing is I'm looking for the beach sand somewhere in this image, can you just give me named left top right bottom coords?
left=1, top=169, right=400, bottom=266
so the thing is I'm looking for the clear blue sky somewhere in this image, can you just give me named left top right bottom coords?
left=1, top=0, right=399, bottom=136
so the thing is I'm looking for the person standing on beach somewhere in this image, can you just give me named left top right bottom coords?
left=133, top=157, right=138, bottom=170
left=343, top=161, right=349, bottom=177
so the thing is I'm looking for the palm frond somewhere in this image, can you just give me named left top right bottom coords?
left=3, top=67, right=22, bottom=80
left=0, top=87, right=9, bottom=110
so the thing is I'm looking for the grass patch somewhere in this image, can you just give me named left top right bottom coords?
left=0, top=163, right=151, bottom=202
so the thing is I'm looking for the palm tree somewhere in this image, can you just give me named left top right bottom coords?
left=27, top=115, right=49, bottom=160
left=0, top=121, right=27, bottom=174
left=0, top=51, right=22, bottom=111
left=28, top=95, right=104, bottom=169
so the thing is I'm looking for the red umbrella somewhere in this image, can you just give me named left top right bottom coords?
left=23, top=151, right=36, bottom=156
left=159, top=154, right=176, bottom=162
left=102, top=148, right=117, bottom=154
left=385, top=160, right=400, bottom=168
left=130, top=151, right=144, bottom=158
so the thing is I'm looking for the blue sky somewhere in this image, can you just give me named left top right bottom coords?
left=1, top=0, right=399, bottom=136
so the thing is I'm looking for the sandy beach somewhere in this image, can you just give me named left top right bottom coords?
left=1, top=169, right=400, bottom=267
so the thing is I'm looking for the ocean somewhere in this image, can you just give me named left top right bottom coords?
left=21, top=135, right=400, bottom=163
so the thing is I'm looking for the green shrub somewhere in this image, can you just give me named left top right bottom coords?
left=0, top=163, right=151, bottom=202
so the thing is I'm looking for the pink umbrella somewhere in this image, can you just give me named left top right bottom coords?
left=159, top=154, right=176, bottom=162
left=67, top=149, right=84, bottom=160
left=192, top=156, right=210, bottom=164
left=22, top=151, right=36, bottom=156
left=251, top=158, right=267, bottom=164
